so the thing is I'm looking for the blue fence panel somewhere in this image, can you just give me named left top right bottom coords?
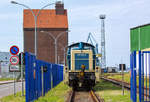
left=59, top=65, right=64, bottom=83
left=133, top=51, right=137, bottom=102
left=25, top=52, right=36, bottom=101
left=25, top=52, right=64, bottom=102
left=52, top=64, right=57, bottom=87
left=130, top=51, right=150, bottom=102
left=139, top=51, right=142, bottom=102
left=130, top=52, right=133, bottom=101
left=130, top=51, right=137, bottom=102
left=36, top=60, right=42, bottom=98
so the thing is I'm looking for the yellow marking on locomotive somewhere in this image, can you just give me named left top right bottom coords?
left=80, top=72, right=84, bottom=76
left=77, top=65, right=86, bottom=78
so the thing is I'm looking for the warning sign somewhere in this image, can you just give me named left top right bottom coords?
left=10, top=45, right=19, bottom=55
left=10, top=56, right=19, bottom=65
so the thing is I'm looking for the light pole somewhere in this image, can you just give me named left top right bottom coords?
left=11, top=1, right=55, bottom=57
left=57, top=43, right=68, bottom=65
left=0, top=61, right=2, bottom=77
left=41, top=30, right=70, bottom=64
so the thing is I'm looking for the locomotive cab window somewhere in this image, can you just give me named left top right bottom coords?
left=75, top=53, right=89, bottom=70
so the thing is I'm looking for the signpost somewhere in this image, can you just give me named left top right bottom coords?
left=9, top=45, right=19, bottom=96
left=9, top=65, right=20, bottom=72
left=119, top=64, right=126, bottom=96
left=10, top=56, right=19, bottom=65
left=10, top=46, right=19, bottom=55
left=20, top=52, right=24, bottom=96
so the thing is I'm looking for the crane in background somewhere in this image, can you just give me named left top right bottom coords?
left=86, top=32, right=101, bottom=67
left=86, top=32, right=99, bottom=54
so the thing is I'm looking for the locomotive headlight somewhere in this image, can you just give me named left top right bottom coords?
left=69, top=76, right=74, bottom=80
left=96, top=67, right=99, bottom=72
left=90, top=75, right=95, bottom=80
left=65, top=67, right=68, bottom=73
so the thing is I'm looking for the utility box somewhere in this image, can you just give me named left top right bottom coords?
left=119, top=64, right=126, bottom=71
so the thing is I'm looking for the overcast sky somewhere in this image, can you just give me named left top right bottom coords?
left=0, top=0, right=150, bottom=67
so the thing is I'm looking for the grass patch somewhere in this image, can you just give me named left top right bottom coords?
left=106, top=73, right=150, bottom=87
left=94, top=80, right=133, bottom=102
left=107, top=73, right=131, bottom=83
left=0, top=92, right=25, bottom=102
left=0, top=81, right=71, bottom=102
left=0, top=78, right=13, bottom=81
left=35, top=81, right=71, bottom=102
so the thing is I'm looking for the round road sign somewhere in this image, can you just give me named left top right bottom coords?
left=10, top=56, right=19, bottom=65
left=10, top=45, right=19, bottom=55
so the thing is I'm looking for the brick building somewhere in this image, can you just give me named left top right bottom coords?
left=23, top=2, right=68, bottom=64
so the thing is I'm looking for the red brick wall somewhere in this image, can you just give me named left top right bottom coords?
left=24, top=28, right=68, bottom=64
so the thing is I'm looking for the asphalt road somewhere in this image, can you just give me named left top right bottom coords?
left=0, top=82, right=23, bottom=98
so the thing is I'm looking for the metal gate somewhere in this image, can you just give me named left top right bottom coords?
left=25, top=52, right=63, bottom=102
left=130, top=51, right=150, bottom=102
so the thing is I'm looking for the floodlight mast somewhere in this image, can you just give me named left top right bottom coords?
left=100, top=14, right=106, bottom=69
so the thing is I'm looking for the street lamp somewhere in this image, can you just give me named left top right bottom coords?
left=41, top=30, right=70, bottom=64
left=11, top=1, right=55, bottom=57
left=0, top=61, right=2, bottom=76
left=57, top=43, right=68, bottom=65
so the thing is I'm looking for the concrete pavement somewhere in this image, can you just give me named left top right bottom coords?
left=0, top=80, right=14, bottom=85
left=0, top=82, right=23, bottom=98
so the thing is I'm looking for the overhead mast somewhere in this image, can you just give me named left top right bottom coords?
left=100, top=15, right=106, bottom=69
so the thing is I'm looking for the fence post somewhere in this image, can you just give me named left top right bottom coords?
left=51, top=64, right=53, bottom=88
left=133, top=51, right=137, bottom=102
left=130, top=53, right=133, bottom=101
left=141, top=53, right=144, bottom=101
left=41, top=66, right=44, bottom=96
left=149, top=53, right=150, bottom=100
left=25, top=52, right=29, bottom=102
left=139, top=51, right=142, bottom=102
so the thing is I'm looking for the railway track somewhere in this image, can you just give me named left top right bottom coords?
left=67, top=89, right=104, bottom=102
left=101, top=77, right=150, bottom=100
left=101, top=77, right=130, bottom=89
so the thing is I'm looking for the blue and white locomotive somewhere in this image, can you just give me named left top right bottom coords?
left=64, top=42, right=101, bottom=89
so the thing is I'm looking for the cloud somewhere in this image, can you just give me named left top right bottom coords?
left=67, top=0, right=150, bottom=66
left=0, top=0, right=150, bottom=66
left=0, top=13, right=21, bottom=20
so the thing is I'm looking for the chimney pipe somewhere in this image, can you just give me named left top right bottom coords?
left=55, top=1, right=65, bottom=15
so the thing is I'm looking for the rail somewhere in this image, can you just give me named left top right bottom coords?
left=67, top=89, right=103, bottom=102
left=101, top=77, right=150, bottom=99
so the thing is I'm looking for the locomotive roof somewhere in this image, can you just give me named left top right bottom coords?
left=68, top=42, right=95, bottom=48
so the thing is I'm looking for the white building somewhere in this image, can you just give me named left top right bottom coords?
left=0, top=52, right=11, bottom=78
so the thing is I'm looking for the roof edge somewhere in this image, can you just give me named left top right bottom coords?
left=130, top=23, right=150, bottom=30
left=68, top=42, right=95, bottom=48
left=23, top=9, right=67, bottom=11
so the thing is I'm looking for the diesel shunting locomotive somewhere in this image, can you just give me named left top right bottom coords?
left=64, top=42, right=101, bottom=89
